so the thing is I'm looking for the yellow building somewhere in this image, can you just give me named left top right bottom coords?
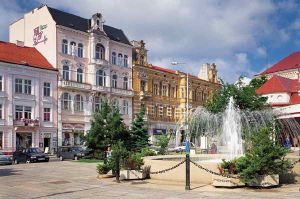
left=131, top=40, right=220, bottom=141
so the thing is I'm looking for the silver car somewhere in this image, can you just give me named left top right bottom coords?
left=0, top=152, right=13, bottom=165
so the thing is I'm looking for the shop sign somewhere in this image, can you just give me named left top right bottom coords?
left=153, top=129, right=166, bottom=135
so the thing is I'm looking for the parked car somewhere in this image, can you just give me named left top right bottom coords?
left=174, top=142, right=195, bottom=153
left=57, top=146, right=85, bottom=161
left=13, top=148, right=49, bottom=164
left=0, top=152, right=13, bottom=165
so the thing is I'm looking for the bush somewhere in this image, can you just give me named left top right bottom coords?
left=218, top=159, right=237, bottom=175
left=236, top=126, right=291, bottom=184
left=124, top=152, right=144, bottom=170
left=97, top=163, right=111, bottom=174
left=140, top=147, right=156, bottom=157
left=154, top=134, right=170, bottom=155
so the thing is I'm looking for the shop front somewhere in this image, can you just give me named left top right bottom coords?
left=62, top=124, right=85, bottom=146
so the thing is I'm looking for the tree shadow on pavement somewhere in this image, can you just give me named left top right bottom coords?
left=0, top=168, right=22, bottom=177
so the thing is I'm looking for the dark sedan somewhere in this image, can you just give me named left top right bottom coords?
left=0, top=152, right=13, bottom=165
left=13, top=148, right=49, bottom=164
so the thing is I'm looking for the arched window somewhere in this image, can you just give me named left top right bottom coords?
left=93, top=96, right=102, bottom=112
left=123, top=76, right=128, bottom=90
left=78, top=43, right=83, bottom=58
left=62, top=39, right=68, bottom=54
left=96, top=70, right=106, bottom=86
left=70, top=41, right=76, bottom=55
left=124, top=55, right=128, bottom=67
left=140, top=55, right=144, bottom=65
left=112, top=52, right=117, bottom=65
left=118, top=53, right=123, bottom=66
left=77, top=68, right=83, bottom=83
left=61, top=93, right=71, bottom=110
left=63, top=65, right=70, bottom=81
left=95, top=43, right=105, bottom=59
left=112, top=74, right=118, bottom=88
left=112, top=99, right=119, bottom=110
left=122, top=100, right=129, bottom=115
left=74, top=94, right=84, bottom=112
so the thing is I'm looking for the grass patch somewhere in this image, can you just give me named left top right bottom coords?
left=77, top=159, right=104, bottom=164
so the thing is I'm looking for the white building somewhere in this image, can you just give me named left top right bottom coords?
left=0, top=41, right=58, bottom=152
left=10, top=5, right=134, bottom=147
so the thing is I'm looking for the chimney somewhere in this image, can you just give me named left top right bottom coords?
left=16, top=40, right=24, bottom=47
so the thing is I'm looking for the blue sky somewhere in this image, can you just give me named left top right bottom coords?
left=1, top=0, right=300, bottom=82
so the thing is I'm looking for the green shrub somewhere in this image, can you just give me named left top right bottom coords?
left=236, top=126, right=291, bottom=184
left=218, top=159, right=237, bottom=175
left=140, top=147, right=156, bottom=157
left=124, top=152, right=144, bottom=170
left=97, top=163, right=111, bottom=174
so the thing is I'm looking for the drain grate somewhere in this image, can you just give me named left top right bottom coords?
left=48, top=180, right=70, bottom=184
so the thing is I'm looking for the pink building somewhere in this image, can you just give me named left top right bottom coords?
left=0, top=41, right=58, bottom=152
left=10, top=5, right=134, bottom=147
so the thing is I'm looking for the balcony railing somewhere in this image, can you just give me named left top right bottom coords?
left=13, top=119, right=39, bottom=127
left=93, top=58, right=109, bottom=66
left=111, top=88, right=134, bottom=97
left=92, top=85, right=111, bottom=93
left=59, top=80, right=92, bottom=91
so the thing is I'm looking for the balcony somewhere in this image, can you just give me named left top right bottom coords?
left=139, top=91, right=152, bottom=100
left=59, top=80, right=92, bottom=91
left=13, top=119, right=39, bottom=127
left=92, top=85, right=111, bottom=93
left=111, top=88, right=134, bottom=97
left=93, top=58, right=109, bottom=66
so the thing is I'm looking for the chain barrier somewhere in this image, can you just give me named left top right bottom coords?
left=190, top=159, right=240, bottom=179
left=150, top=159, right=186, bottom=175
left=291, top=158, right=300, bottom=167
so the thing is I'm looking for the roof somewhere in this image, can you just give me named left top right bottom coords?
left=47, top=6, right=131, bottom=45
left=290, top=93, right=300, bottom=105
left=260, top=52, right=300, bottom=75
left=149, top=65, right=177, bottom=74
left=256, top=75, right=300, bottom=94
left=0, top=41, right=55, bottom=71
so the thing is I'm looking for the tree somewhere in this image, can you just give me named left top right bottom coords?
left=130, top=106, right=149, bottom=152
left=205, top=76, right=268, bottom=113
left=154, top=134, right=170, bottom=155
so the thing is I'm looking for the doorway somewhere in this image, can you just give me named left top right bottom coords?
left=44, top=137, right=50, bottom=151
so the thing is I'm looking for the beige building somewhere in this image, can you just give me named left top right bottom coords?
left=132, top=40, right=220, bottom=141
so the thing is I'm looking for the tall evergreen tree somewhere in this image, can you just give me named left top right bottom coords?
left=130, top=106, right=149, bottom=152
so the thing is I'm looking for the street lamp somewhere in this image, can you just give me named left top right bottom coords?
left=171, top=61, right=190, bottom=190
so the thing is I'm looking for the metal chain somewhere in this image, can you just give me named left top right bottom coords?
left=190, top=159, right=240, bottom=179
left=150, top=159, right=186, bottom=175
left=291, top=158, right=300, bottom=167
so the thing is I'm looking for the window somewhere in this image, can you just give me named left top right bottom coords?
left=62, top=93, right=71, bottom=110
left=140, top=55, right=144, bottom=65
left=122, top=100, right=129, bottom=115
left=62, top=39, right=68, bottom=54
left=70, top=41, right=76, bottom=56
left=141, top=80, right=146, bottom=92
left=123, top=77, right=128, bottom=90
left=153, top=84, right=158, bottom=95
left=15, top=105, right=32, bottom=120
left=163, top=106, right=167, bottom=118
left=118, top=53, right=123, bottom=66
left=0, top=131, right=2, bottom=149
left=112, top=52, right=116, bottom=65
left=95, top=43, right=105, bottom=59
left=93, top=97, right=102, bottom=112
left=74, top=94, right=84, bottom=112
left=112, top=74, right=118, bottom=88
left=181, top=88, right=185, bottom=98
left=162, top=85, right=167, bottom=96
left=0, top=104, right=2, bottom=119
left=96, top=70, right=106, bottom=86
left=0, top=76, right=2, bottom=91
left=170, top=87, right=175, bottom=98
left=15, top=78, right=31, bottom=95
left=154, top=105, right=158, bottom=118
left=124, top=55, right=128, bottom=67
left=112, top=99, right=119, bottom=110
left=77, top=68, right=83, bottom=83
left=44, top=108, right=51, bottom=122
left=63, top=65, right=70, bottom=81
left=78, top=43, right=83, bottom=58
left=43, top=82, right=51, bottom=97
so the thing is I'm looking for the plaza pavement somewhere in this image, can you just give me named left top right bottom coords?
left=0, top=161, right=300, bottom=199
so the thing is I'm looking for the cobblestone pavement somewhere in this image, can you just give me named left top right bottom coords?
left=0, top=161, right=300, bottom=199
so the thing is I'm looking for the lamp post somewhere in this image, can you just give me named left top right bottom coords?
left=171, top=61, right=190, bottom=190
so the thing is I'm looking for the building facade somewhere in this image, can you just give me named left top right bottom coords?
left=132, top=40, right=220, bottom=141
left=10, top=5, right=134, bottom=147
left=0, top=41, right=58, bottom=152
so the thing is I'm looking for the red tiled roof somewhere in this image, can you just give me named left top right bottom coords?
left=149, top=64, right=177, bottom=74
left=256, top=75, right=300, bottom=94
left=0, top=41, right=56, bottom=71
left=290, top=93, right=300, bottom=104
left=260, top=52, right=300, bottom=75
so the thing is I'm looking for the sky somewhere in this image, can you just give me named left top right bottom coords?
left=1, top=0, right=300, bottom=83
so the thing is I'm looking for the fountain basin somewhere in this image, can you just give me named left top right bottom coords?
left=212, top=174, right=245, bottom=187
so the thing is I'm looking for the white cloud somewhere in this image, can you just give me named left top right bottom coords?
left=256, top=47, right=267, bottom=57
left=0, top=0, right=294, bottom=82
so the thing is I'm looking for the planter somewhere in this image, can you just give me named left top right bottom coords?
left=247, top=174, right=279, bottom=187
left=212, top=174, right=245, bottom=187
left=119, top=170, right=146, bottom=180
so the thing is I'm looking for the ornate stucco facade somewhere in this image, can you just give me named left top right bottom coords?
left=132, top=41, right=220, bottom=140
